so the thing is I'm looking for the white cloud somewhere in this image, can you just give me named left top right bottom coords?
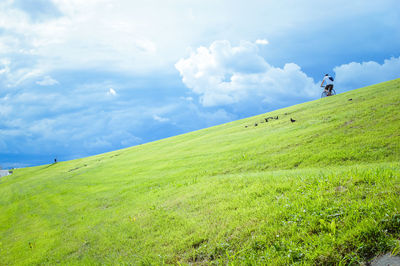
left=255, top=39, right=269, bottom=45
left=0, top=58, right=10, bottom=75
left=36, top=75, right=59, bottom=86
left=334, top=57, right=400, bottom=91
left=0, top=68, right=7, bottom=75
left=134, top=39, right=157, bottom=54
left=175, top=40, right=319, bottom=107
left=0, top=104, right=12, bottom=116
left=107, top=88, right=117, bottom=96
left=152, top=114, right=170, bottom=123
left=0, top=0, right=398, bottom=79
left=84, top=137, right=112, bottom=150
left=180, top=96, right=193, bottom=101
left=0, top=0, right=162, bottom=75
left=0, top=58, right=51, bottom=88
left=5, top=68, right=44, bottom=87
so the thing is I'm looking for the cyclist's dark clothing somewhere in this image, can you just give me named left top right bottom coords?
left=326, top=84, right=333, bottom=93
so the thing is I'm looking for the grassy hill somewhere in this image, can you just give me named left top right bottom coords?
left=1, top=79, right=399, bottom=265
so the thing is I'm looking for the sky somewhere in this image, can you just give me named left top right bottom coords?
left=0, top=0, right=399, bottom=168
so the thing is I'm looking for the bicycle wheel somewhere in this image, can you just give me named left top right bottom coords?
left=321, top=89, right=336, bottom=98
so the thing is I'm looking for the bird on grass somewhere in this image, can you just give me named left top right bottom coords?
left=254, top=123, right=258, bottom=126
left=290, top=118, right=296, bottom=123
left=264, top=118, right=269, bottom=122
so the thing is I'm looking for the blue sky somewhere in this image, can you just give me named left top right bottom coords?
left=1, top=0, right=399, bottom=168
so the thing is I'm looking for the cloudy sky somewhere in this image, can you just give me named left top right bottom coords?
left=1, top=0, right=399, bottom=168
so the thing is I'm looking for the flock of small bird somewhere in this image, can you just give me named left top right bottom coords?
left=245, top=98, right=354, bottom=129
left=245, top=113, right=297, bottom=128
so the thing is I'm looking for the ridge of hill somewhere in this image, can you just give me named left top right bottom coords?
left=1, top=78, right=399, bottom=265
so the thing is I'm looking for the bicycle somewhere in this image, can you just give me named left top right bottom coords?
left=321, top=86, right=336, bottom=98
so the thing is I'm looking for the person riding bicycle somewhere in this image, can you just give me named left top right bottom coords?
left=320, top=74, right=334, bottom=96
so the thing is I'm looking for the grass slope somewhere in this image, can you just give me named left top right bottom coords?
left=1, top=79, right=400, bottom=265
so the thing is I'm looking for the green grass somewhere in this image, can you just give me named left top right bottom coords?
left=1, top=79, right=400, bottom=265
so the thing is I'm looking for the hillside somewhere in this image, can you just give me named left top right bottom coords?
left=1, top=79, right=399, bottom=265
